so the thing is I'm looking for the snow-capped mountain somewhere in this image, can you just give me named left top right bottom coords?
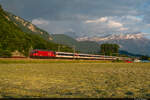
left=76, top=32, right=150, bottom=56
left=77, top=32, right=147, bottom=42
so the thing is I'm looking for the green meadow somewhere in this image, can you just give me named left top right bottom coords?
left=0, top=59, right=150, bottom=98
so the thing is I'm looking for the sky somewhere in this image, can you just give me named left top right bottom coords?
left=0, top=0, right=150, bottom=38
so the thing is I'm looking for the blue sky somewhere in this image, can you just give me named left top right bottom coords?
left=0, top=0, right=150, bottom=38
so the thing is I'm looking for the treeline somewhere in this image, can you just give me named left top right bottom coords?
left=100, top=43, right=150, bottom=60
left=140, top=55, right=150, bottom=60
left=100, top=43, right=120, bottom=56
left=0, top=5, right=73, bottom=57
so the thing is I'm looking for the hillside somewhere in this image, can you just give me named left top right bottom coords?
left=6, top=12, right=53, bottom=41
left=51, top=34, right=100, bottom=54
left=0, top=5, right=73, bottom=57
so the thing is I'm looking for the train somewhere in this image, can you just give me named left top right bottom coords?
left=30, top=49, right=132, bottom=61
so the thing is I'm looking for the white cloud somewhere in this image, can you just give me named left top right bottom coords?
left=85, top=17, right=108, bottom=23
left=31, top=15, right=149, bottom=37
left=147, top=24, right=150, bottom=27
left=82, top=15, right=147, bottom=36
left=125, top=16, right=142, bottom=22
left=107, top=20, right=123, bottom=28
left=84, top=17, right=125, bottom=33
left=32, top=18, right=49, bottom=25
left=119, top=27, right=128, bottom=31
left=1, top=0, right=150, bottom=38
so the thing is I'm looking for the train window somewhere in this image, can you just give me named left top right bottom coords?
left=31, top=51, right=37, bottom=54
left=78, top=54, right=92, bottom=57
left=58, top=53, right=74, bottom=56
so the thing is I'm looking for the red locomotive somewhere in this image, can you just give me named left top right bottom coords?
left=30, top=49, right=56, bottom=58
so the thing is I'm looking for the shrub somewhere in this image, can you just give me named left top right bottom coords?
left=0, top=49, right=12, bottom=58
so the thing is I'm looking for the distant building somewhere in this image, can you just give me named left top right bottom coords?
left=134, top=59, right=141, bottom=63
left=12, top=50, right=25, bottom=58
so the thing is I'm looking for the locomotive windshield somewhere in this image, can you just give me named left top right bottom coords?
left=31, top=50, right=37, bottom=54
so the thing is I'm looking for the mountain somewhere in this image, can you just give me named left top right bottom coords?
left=77, top=33, right=145, bottom=41
left=64, top=31, right=79, bottom=39
left=0, top=5, right=73, bottom=57
left=119, top=50, right=144, bottom=57
left=51, top=34, right=140, bottom=56
left=6, top=12, right=53, bottom=41
left=77, top=33, right=150, bottom=56
left=51, top=34, right=100, bottom=54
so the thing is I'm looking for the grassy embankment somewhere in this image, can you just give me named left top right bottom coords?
left=0, top=58, right=112, bottom=64
left=0, top=59, right=150, bottom=98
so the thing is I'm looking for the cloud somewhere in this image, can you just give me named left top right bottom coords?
left=125, top=16, right=142, bottom=22
left=1, top=0, right=148, bottom=20
left=85, top=17, right=126, bottom=32
left=32, top=18, right=49, bottom=25
left=1, top=0, right=150, bottom=37
left=82, top=15, right=148, bottom=36
left=107, top=20, right=123, bottom=28
left=119, top=27, right=128, bottom=31
left=31, top=15, right=149, bottom=37
left=85, top=17, right=108, bottom=23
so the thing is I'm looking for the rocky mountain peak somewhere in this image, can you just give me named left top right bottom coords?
left=77, top=32, right=146, bottom=42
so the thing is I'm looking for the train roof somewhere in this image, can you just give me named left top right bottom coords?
left=32, top=49, right=54, bottom=52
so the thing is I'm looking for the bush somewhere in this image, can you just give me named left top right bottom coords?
left=0, top=49, right=12, bottom=58
left=112, top=58, right=124, bottom=62
left=140, top=55, right=149, bottom=60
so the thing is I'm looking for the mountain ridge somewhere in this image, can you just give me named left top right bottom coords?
left=77, top=32, right=147, bottom=42
left=6, top=12, right=53, bottom=41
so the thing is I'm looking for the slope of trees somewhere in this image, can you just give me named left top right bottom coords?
left=100, top=43, right=120, bottom=56
left=6, top=11, right=52, bottom=41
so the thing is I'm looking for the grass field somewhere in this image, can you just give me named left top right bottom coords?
left=0, top=59, right=150, bottom=98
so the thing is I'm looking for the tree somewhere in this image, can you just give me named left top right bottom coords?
left=100, top=43, right=120, bottom=56
left=140, top=55, right=149, bottom=60
left=0, top=49, right=12, bottom=58
left=0, top=5, right=2, bottom=11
